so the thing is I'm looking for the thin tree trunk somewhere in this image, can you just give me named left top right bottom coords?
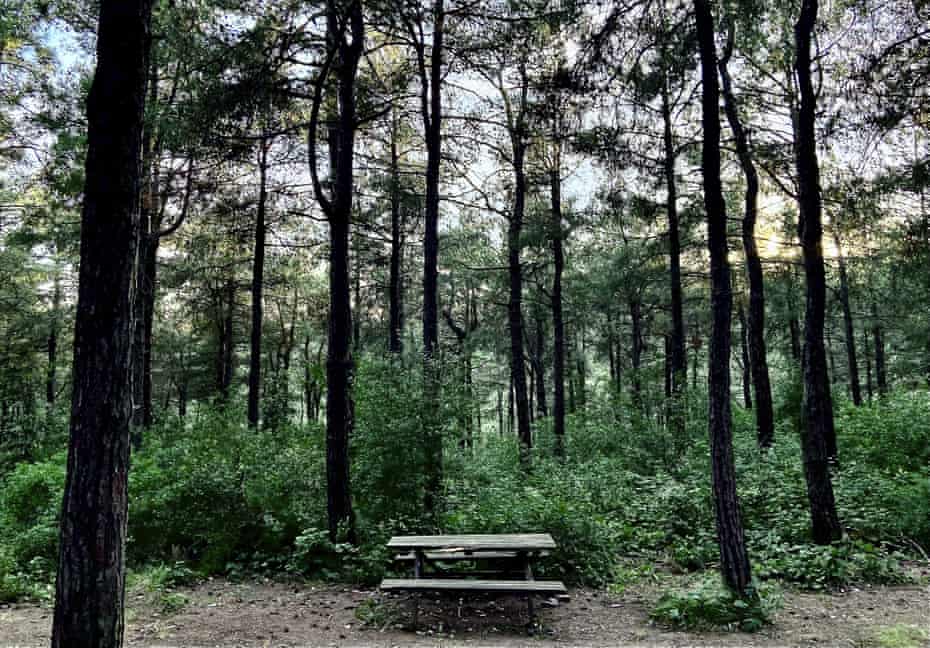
left=388, top=108, right=403, bottom=354
left=661, top=37, right=686, bottom=436
left=247, top=136, right=269, bottom=428
left=872, top=303, right=887, bottom=396
left=664, top=334, right=672, bottom=400
left=864, top=332, right=873, bottom=403
left=738, top=303, right=752, bottom=410
left=534, top=314, right=548, bottom=418
left=790, top=314, right=802, bottom=361
left=630, top=298, right=643, bottom=409
left=52, top=0, right=153, bottom=644
left=506, top=67, right=532, bottom=465
left=46, top=271, right=61, bottom=405
left=220, top=279, right=235, bottom=400
left=794, top=0, right=843, bottom=544
left=550, top=145, right=566, bottom=457
left=694, top=0, right=753, bottom=596
left=497, top=386, right=503, bottom=436
left=353, top=236, right=361, bottom=352
left=720, top=37, right=774, bottom=447
left=416, top=0, right=444, bottom=517
left=833, top=232, right=861, bottom=405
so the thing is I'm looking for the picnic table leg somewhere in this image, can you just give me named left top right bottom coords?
left=412, top=550, right=424, bottom=630
left=522, top=551, right=535, bottom=627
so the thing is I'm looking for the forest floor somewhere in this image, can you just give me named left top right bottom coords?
left=2, top=568, right=928, bottom=647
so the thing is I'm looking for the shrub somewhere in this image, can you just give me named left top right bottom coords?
left=0, top=453, right=65, bottom=568
left=651, top=575, right=780, bottom=632
left=753, top=538, right=908, bottom=589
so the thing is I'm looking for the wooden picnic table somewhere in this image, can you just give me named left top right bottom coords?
left=380, top=533, right=565, bottom=628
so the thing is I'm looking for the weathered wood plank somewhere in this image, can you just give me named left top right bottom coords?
left=394, top=551, right=522, bottom=561
left=380, top=578, right=566, bottom=594
left=386, top=534, right=556, bottom=551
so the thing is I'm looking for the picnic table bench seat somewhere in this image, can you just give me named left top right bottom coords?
left=381, top=578, right=566, bottom=594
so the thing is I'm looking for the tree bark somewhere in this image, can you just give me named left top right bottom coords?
left=509, top=150, right=531, bottom=463
left=413, top=0, right=445, bottom=517
left=307, top=0, right=364, bottom=543
left=46, top=271, right=61, bottom=405
left=661, top=59, right=686, bottom=434
left=832, top=232, right=861, bottom=405
left=533, top=313, right=548, bottom=418
left=549, top=144, right=566, bottom=457
left=694, top=0, right=753, bottom=596
left=388, top=107, right=403, bottom=354
left=738, top=303, right=752, bottom=410
left=52, top=0, right=153, bottom=645
left=629, top=297, right=643, bottom=410
left=247, top=136, right=269, bottom=428
left=217, top=279, right=236, bottom=400
left=719, top=38, right=775, bottom=447
left=789, top=314, right=802, bottom=361
left=864, top=331, right=873, bottom=403
left=871, top=303, right=887, bottom=396
left=794, top=0, right=843, bottom=544
left=503, top=64, right=532, bottom=465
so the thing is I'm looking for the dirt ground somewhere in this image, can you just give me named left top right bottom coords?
left=1, top=574, right=927, bottom=647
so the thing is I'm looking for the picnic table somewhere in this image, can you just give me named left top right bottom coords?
left=379, top=533, right=566, bottom=627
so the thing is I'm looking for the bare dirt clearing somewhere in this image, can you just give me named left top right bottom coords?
left=1, top=576, right=927, bottom=647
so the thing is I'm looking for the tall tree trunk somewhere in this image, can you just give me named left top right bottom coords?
left=694, top=0, right=753, bottom=596
left=139, top=236, right=157, bottom=429
left=497, top=386, right=503, bottom=436
left=509, top=151, right=531, bottom=463
left=533, top=314, right=548, bottom=418
left=219, top=279, right=235, bottom=400
left=353, top=236, right=361, bottom=352
left=388, top=107, right=403, bottom=354
left=608, top=314, right=617, bottom=386
left=326, top=213, right=356, bottom=543
left=416, top=0, right=445, bottom=517
left=46, top=271, right=61, bottom=405
left=549, top=144, right=566, bottom=457
left=52, top=0, right=153, bottom=645
left=505, top=66, right=532, bottom=465
left=629, top=298, right=643, bottom=409
left=864, top=332, right=873, bottom=403
left=719, top=38, right=774, bottom=447
left=789, top=314, right=802, bottom=361
left=576, top=330, right=587, bottom=410
left=871, top=303, right=887, bottom=396
left=247, top=136, right=269, bottom=428
left=661, top=61, right=686, bottom=434
left=794, top=0, right=843, bottom=544
left=307, top=0, right=364, bottom=544
left=833, top=233, right=862, bottom=405
left=738, top=303, right=752, bottom=410
left=663, top=334, right=672, bottom=399
left=464, top=353, right=473, bottom=448
left=508, top=376, right=515, bottom=435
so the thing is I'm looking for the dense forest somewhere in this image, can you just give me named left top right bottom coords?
left=0, top=0, right=928, bottom=645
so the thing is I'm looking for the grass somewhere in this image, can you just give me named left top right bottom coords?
left=872, top=624, right=930, bottom=648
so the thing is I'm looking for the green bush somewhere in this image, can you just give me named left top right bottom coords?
left=0, top=453, right=65, bottom=568
left=651, top=575, right=780, bottom=632
left=753, top=538, right=908, bottom=589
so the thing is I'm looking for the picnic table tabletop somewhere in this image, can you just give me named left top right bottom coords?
left=386, top=533, right=556, bottom=552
